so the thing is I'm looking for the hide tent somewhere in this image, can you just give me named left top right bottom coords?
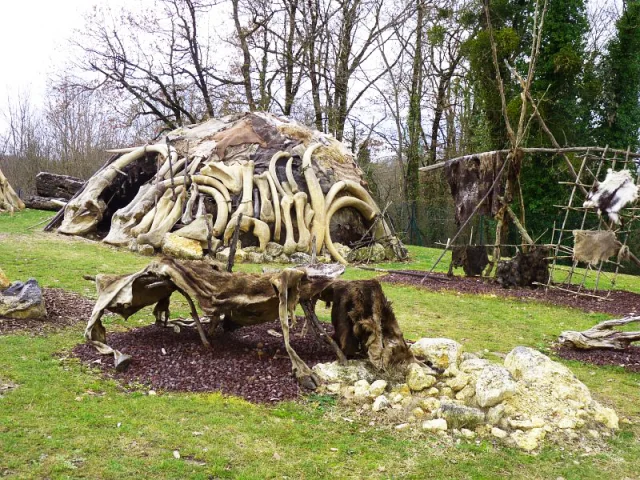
left=46, top=112, right=405, bottom=264
left=0, top=167, right=25, bottom=213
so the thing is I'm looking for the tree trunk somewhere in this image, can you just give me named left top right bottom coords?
left=24, top=195, right=67, bottom=211
left=559, top=316, right=640, bottom=350
left=35, top=172, right=84, bottom=200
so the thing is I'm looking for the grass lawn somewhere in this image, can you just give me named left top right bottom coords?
left=1, top=209, right=640, bottom=479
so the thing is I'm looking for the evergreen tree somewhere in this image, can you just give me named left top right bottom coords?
left=596, top=0, right=640, bottom=149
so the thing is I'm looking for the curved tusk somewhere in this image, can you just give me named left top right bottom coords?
left=324, top=196, right=377, bottom=265
left=268, top=151, right=290, bottom=198
left=302, top=143, right=326, bottom=253
left=285, top=156, right=300, bottom=194
left=265, top=167, right=282, bottom=242
left=198, top=186, right=229, bottom=237
left=191, top=175, right=231, bottom=205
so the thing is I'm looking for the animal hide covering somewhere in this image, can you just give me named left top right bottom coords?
left=583, top=169, right=639, bottom=224
left=572, top=230, right=622, bottom=265
left=445, top=151, right=505, bottom=225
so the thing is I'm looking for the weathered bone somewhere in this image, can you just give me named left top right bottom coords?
left=164, top=157, right=186, bottom=180
left=200, top=162, right=243, bottom=193
left=304, top=203, right=314, bottom=228
left=280, top=195, right=297, bottom=255
left=60, top=145, right=174, bottom=235
left=254, top=172, right=275, bottom=223
left=294, top=192, right=311, bottom=252
left=223, top=215, right=270, bottom=251
left=302, top=144, right=326, bottom=253
left=232, top=161, right=254, bottom=218
left=197, top=186, right=229, bottom=236
left=137, top=187, right=186, bottom=247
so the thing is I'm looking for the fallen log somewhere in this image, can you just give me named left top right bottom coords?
left=23, top=195, right=66, bottom=211
left=558, top=316, right=640, bottom=350
left=35, top=172, right=84, bottom=200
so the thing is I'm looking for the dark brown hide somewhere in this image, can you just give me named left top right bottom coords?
left=320, top=280, right=414, bottom=372
left=445, top=151, right=505, bottom=225
left=496, top=248, right=550, bottom=288
left=449, top=245, right=489, bottom=277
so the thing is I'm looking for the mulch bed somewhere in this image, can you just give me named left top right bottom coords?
left=381, top=270, right=640, bottom=317
left=73, top=320, right=337, bottom=403
left=0, top=288, right=93, bottom=335
left=555, top=345, right=640, bottom=373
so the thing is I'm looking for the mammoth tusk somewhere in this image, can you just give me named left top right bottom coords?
left=269, top=151, right=290, bottom=198
left=285, top=156, right=300, bottom=194
left=191, top=175, right=231, bottom=205
left=223, top=215, right=271, bottom=252
left=280, top=195, right=297, bottom=255
left=265, top=166, right=282, bottom=242
left=302, top=143, right=326, bottom=253
left=197, top=186, right=229, bottom=237
left=294, top=192, right=311, bottom=252
left=324, top=196, right=377, bottom=265
left=325, top=179, right=380, bottom=214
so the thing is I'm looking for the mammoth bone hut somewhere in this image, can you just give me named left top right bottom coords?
left=47, top=112, right=404, bottom=264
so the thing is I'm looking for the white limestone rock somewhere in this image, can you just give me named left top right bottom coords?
left=475, top=364, right=516, bottom=408
left=369, top=380, right=388, bottom=397
left=162, top=233, right=203, bottom=260
left=510, top=428, right=546, bottom=452
left=312, top=360, right=376, bottom=384
left=422, top=419, right=448, bottom=432
left=372, top=395, right=390, bottom=412
left=437, top=402, right=485, bottom=429
left=491, top=427, right=508, bottom=439
left=410, top=338, right=463, bottom=376
left=406, top=363, right=437, bottom=392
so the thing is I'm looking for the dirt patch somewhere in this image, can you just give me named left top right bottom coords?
left=382, top=271, right=640, bottom=317
left=0, top=288, right=93, bottom=335
left=73, top=320, right=337, bottom=403
left=555, top=345, right=640, bottom=372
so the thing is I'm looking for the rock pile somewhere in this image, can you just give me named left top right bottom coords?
left=313, top=339, right=619, bottom=452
